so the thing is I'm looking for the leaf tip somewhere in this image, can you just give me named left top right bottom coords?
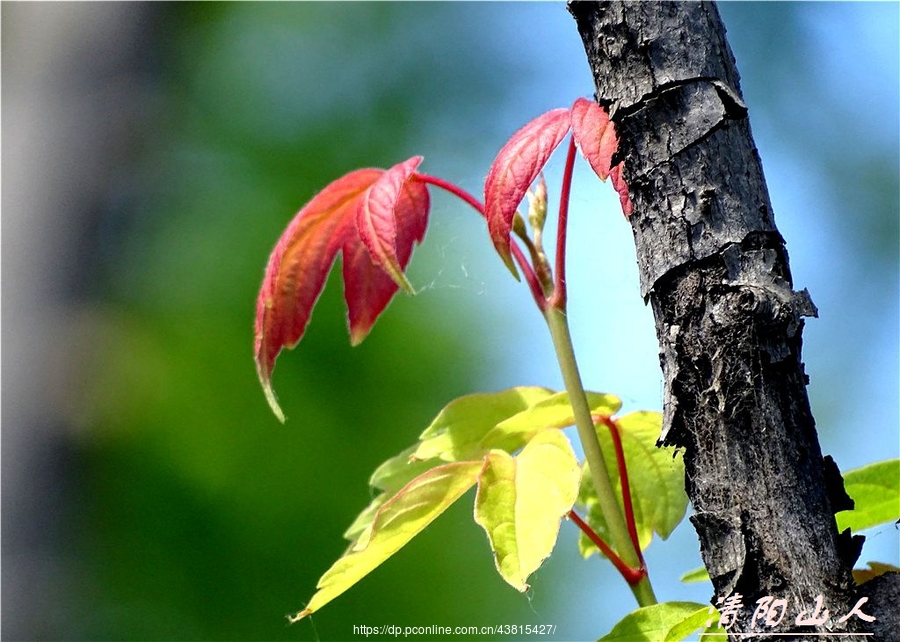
left=348, top=326, right=369, bottom=347
left=499, top=249, right=521, bottom=281
left=261, top=377, right=286, bottom=423
left=287, top=608, right=311, bottom=624
left=509, top=578, right=530, bottom=593
left=390, top=265, right=417, bottom=296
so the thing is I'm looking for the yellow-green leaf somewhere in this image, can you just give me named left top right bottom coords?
left=413, top=387, right=554, bottom=462
left=680, top=566, right=711, bottom=584
left=835, top=459, right=900, bottom=533
left=474, top=430, right=581, bottom=591
left=342, top=493, right=389, bottom=544
left=342, top=445, right=445, bottom=543
left=599, top=602, right=724, bottom=642
left=290, top=460, right=483, bottom=622
left=346, top=387, right=603, bottom=547
left=577, top=411, right=687, bottom=559
left=480, top=391, right=621, bottom=453
left=369, top=445, right=430, bottom=492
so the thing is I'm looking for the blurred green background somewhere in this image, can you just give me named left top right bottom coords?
left=3, top=3, right=897, bottom=641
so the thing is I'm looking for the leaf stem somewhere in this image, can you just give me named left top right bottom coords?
left=414, top=172, right=484, bottom=217
left=544, top=306, right=657, bottom=607
left=600, top=415, right=644, bottom=561
left=567, top=510, right=644, bottom=585
left=415, top=172, right=547, bottom=310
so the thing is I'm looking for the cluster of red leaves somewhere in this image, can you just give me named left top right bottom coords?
left=254, top=157, right=429, bottom=421
left=254, top=98, right=630, bottom=421
left=484, top=97, right=631, bottom=276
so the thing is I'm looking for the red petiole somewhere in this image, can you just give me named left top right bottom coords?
left=567, top=414, right=647, bottom=588
left=597, top=415, right=645, bottom=565
left=567, top=509, right=645, bottom=586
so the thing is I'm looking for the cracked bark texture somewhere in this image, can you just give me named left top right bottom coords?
left=568, top=2, right=896, bottom=640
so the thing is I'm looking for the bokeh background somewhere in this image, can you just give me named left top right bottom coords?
left=3, top=3, right=897, bottom=640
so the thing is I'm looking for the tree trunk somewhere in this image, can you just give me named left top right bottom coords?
left=568, top=2, right=895, bottom=639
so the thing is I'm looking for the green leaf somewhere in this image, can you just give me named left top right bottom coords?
left=290, top=460, right=483, bottom=622
left=474, top=430, right=581, bottom=591
left=480, top=391, right=621, bottom=453
left=342, top=494, right=389, bottom=544
left=577, top=412, right=687, bottom=559
left=342, top=445, right=445, bottom=543
left=680, top=566, right=711, bottom=584
left=346, top=387, right=608, bottom=548
left=599, top=602, right=722, bottom=642
left=665, top=604, right=726, bottom=642
left=835, top=459, right=900, bottom=533
left=369, top=445, right=444, bottom=494
left=413, top=387, right=554, bottom=462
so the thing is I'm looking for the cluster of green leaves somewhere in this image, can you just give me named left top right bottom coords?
left=291, top=386, right=898, bottom=639
left=290, top=387, right=689, bottom=624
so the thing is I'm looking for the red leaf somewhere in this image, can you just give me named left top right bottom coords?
left=347, top=160, right=429, bottom=346
left=484, top=108, right=571, bottom=277
left=610, top=161, right=634, bottom=217
left=356, top=156, right=426, bottom=295
left=254, top=162, right=429, bottom=421
left=255, top=170, right=378, bottom=421
left=570, top=97, right=618, bottom=181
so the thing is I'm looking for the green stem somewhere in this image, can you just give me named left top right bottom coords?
left=544, top=305, right=657, bottom=607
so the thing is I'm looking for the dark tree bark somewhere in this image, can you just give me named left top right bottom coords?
left=568, top=2, right=896, bottom=640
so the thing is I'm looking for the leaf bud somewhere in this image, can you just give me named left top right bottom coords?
left=526, top=173, right=548, bottom=234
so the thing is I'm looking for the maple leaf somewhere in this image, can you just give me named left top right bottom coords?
left=356, top=156, right=426, bottom=295
left=485, top=99, right=633, bottom=275
left=255, top=158, right=429, bottom=421
left=570, top=98, right=634, bottom=217
left=570, top=97, right=617, bottom=181
left=484, top=107, right=571, bottom=277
